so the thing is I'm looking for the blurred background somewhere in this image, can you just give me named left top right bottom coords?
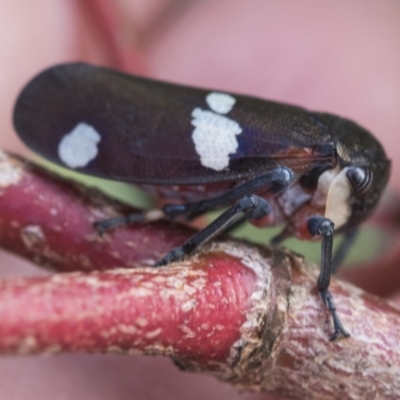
left=0, top=1, right=399, bottom=399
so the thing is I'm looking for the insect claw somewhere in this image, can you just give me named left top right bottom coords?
left=330, top=327, right=351, bottom=342
left=94, top=214, right=146, bottom=235
left=93, top=221, right=107, bottom=237
left=331, top=316, right=351, bottom=341
left=329, top=331, right=340, bottom=342
left=154, top=247, right=186, bottom=267
left=320, top=289, right=350, bottom=341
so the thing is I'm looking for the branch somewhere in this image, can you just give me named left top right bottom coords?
left=0, top=150, right=192, bottom=272
left=0, top=150, right=399, bottom=399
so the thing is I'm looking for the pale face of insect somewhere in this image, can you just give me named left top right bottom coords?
left=312, top=166, right=352, bottom=230
left=257, top=166, right=352, bottom=241
left=266, top=159, right=390, bottom=242
left=303, top=112, right=391, bottom=234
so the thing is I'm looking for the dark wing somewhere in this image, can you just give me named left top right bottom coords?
left=13, top=63, right=336, bottom=185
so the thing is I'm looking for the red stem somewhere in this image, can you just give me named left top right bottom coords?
left=1, top=150, right=400, bottom=398
left=0, top=251, right=256, bottom=365
left=0, top=151, right=191, bottom=272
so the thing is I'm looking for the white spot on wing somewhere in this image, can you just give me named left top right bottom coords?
left=58, top=123, right=101, bottom=168
left=206, top=92, right=236, bottom=114
left=191, top=108, right=242, bottom=171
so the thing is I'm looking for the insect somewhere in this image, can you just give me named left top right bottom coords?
left=13, top=63, right=390, bottom=340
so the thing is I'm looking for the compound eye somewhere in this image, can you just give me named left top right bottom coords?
left=346, top=167, right=372, bottom=195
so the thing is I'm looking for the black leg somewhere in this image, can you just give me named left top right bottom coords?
left=331, top=228, right=359, bottom=274
left=270, top=229, right=291, bottom=245
left=223, top=214, right=248, bottom=234
left=155, top=195, right=271, bottom=266
left=163, top=166, right=293, bottom=220
left=94, top=166, right=293, bottom=235
left=94, top=210, right=164, bottom=236
left=308, top=216, right=350, bottom=340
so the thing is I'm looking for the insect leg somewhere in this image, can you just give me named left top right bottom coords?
left=94, top=210, right=164, bottom=236
left=94, top=167, right=292, bottom=235
left=155, top=195, right=271, bottom=266
left=163, top=167, right=293, bottom=220
left=331, top=228, right=359, bottom=274
left=308, top=216, right=350, bottom=341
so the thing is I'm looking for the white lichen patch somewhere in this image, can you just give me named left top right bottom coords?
left=118, top=324, right=138, bottom=335
left=146, top=328, right=162, bottom=339
left=181, top=299, right=197, bottom=312
left=58, top=122, right=101, bottom=168
left=0, top=150, right=23, bottom=187
left=17, top=336, right=38, bottom=355
left=20, top=225, right=45, bottom=250
left=81, top=276, right=104, bottom=288
left=106, top=346, right=124, bottom=354
left=126, top=287, right=154, bottom=297
left=206, top=92, right=236, bottom=114
left=191, top=108, right=242, bottom=171
left=135, top=317, right=148, bottom=327
left=42, top=344, right=62, bottom=355
left=180, top=325, right=196, bottom=338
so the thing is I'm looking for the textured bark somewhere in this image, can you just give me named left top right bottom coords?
left=1, top=150, right=400, bottom=399
left=0, top=151, right=192, bottom=272
left=0, top=244, right=259, bottom=365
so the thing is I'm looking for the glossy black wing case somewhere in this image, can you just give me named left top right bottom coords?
left=13, top=63, right=336, bottom=185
